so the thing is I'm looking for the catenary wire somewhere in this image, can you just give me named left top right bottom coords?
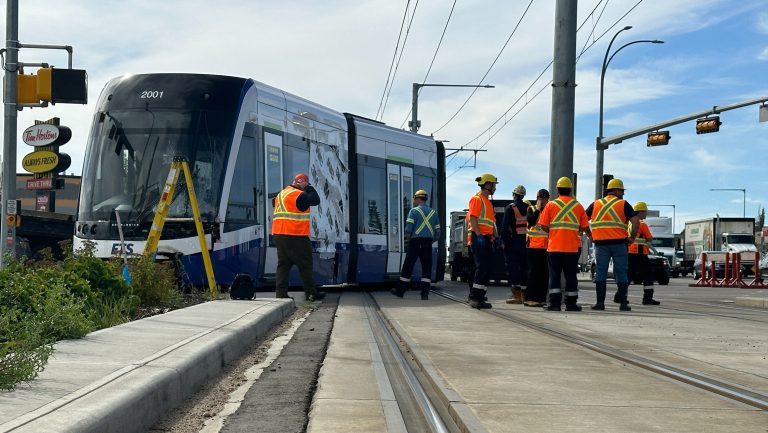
left=447, top=0, right=645, bottom=174
left=430, top=0, right=536, bottom=136
left=379, top=0, right=421, bottom=120
left=375, top=0, right=412, bottom=120
left=399, top=0, right=459, bottom=130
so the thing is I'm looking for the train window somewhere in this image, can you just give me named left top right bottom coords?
left=283, top=144, right=309, bottom=185
left=359, top=165, right=385, bottom=235
left=226, top=133, right=258, bottom=223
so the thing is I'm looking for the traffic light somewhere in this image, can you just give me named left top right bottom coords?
left=36, top=68, right=88, bottom=104
left=602, top=174, right=613, bottom=196
left=647, top=130, right=670, bottom=146
left=696, top=116, right=721, bottom=134
left=17, top=73, right=39, bottom=103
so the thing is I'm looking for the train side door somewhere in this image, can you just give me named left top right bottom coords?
left=386, top=164, right=413, bottom=274
left=264, top=130, right=284, bottom=273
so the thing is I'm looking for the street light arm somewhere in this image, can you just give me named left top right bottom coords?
left=606, top=40, right=664, bottom=70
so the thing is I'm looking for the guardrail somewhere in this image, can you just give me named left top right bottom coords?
left=690, top=252, right=767, bottom=288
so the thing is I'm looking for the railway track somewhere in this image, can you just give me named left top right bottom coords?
left=432, top=289, right=768, bottom=412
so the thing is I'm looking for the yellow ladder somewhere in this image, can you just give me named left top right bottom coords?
left=144, top=157, right=217, bottom=296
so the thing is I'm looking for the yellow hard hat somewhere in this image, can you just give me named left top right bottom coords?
left=475, top=173, right=498, bottom=186
left=414, top=189, right=428, bottom=199
left=556, top=176, right=573, bottom=188
left=633, top=201, right=648, bottom=212
left=606, top=178, right=625, bottom=190
left=513, top=185, right=526, bottom=196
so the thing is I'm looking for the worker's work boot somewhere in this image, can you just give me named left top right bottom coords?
left=642, top=288, right=660, bottom=305
left=469, top=288, right=492, bottom=309
left=505, top=286, right=523, bottom=304
left=419, top=281, right=430, bottom=300
left=564, top=296, right=582, bottom=311
left=592, top=281, right=607, bottom=310
left=546, top=293, right=562, bottom=311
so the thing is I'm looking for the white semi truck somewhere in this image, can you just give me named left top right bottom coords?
left=683, top=217, right=757, bottom=277
left=645, top=216, right=683, bottom=277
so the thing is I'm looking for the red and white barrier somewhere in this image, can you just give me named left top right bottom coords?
left=690, top=251, right=767, bottom=288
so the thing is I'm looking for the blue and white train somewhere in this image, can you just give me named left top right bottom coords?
left=74, top=73, right=445, bottom=288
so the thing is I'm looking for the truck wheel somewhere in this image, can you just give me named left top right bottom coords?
left=450, top=265, right=458, bottom=281
left=671, top=271, right=679, bottom=278
left=682, top=271, right=688, bottom=277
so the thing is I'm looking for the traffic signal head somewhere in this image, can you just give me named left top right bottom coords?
left=37, top=68, right=88, bottom=104
left=647, top=130, right=670, bottom=146
left=696, top=116, right=721, bottom=134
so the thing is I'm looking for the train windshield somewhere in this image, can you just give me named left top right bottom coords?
left=79, top=109, right=229, bottom=223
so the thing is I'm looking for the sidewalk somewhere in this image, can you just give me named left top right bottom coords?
left=0, top=298, right=294, bottom=433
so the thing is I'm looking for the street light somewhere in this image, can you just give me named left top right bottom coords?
left=594, top=26, right=664, bottom=199
left=709, top=188, right=746, bottom=218
left=648, top=204, right=676, bottom=234
left=410, top=83, right=494, bottom=133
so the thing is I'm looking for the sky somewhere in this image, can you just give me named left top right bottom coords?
left=1, top=0, right=767, bottom=234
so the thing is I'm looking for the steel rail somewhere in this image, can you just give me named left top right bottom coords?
left=362, top=293, right=454, bottom=433
left=434, top=290, right=768, bottom=411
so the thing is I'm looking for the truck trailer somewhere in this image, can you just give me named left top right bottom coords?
left=683, top=217, right=757, bottom=277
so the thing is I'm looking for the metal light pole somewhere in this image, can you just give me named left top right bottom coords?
left=710, top=188, right=746, bottom=218
left=410, top=83, right=494, bottom=133
left=648, top=204, right=676, bottom=234
left=594, top=26, right=664, bottom=199
left=1, top=0, right=19, bottom=267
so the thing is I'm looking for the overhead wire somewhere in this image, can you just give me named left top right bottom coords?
left=430, top=0, right=537, bottom=136
left=379, top=0, right=421, bottom=121
left=399, top=0, right=459, bottom=130
left=375, top=0, right=412, bottom=120
left=447, top=0, right=646, bottom=177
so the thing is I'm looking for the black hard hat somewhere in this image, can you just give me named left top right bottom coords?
left=537, top=188, right=550, bottom=198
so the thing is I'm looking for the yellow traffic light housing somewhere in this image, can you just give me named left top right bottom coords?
left=647, top=130, right=670, bottom=146
left=696, top=116, right=721, bottom=134
left=17, top=73, right=39, bottom=103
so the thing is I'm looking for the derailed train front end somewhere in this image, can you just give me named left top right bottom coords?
left=74, top=73, right=247, bottom=285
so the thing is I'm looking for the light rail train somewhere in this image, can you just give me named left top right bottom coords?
left=74, top=73, right=445, bottom=288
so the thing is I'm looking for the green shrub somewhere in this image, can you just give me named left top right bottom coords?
left=0, top=308, right=54, bottom=391
left=128, top=254, right=182, bottom=307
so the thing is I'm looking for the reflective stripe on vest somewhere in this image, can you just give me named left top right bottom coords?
left=549, top=198, right=580, bottom=231
left=414, top=207, right=436, bottom=237
left=628, top=221, right=649, bottom=254
left=591, top=196, right=628, bottom=241
left=526, top=216, right=548, bottom=249
left=512, top=205, right=527, bottom=235
left=469, top=193, right=495, bottom=235
left=272, top=186, right=310, bottom=236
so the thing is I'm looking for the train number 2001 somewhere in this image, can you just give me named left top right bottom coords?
left=140, top=90, right=164, bottom=99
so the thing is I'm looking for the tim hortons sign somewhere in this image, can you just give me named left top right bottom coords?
left=22, top=124, right=72, bottom=147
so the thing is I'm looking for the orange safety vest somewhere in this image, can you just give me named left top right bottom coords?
left=545, top=197, right=583, bottom=252
left=526, top=206, right=548, bottom=249
left=467, top=192, right=495, bottom=237
left=511, top=204, right=527, bottom=235
left=628, top=221, right=652, bottom=254
left=590, top=195, right=628, bottom=241
left=272, top=186, right=310, bottom=236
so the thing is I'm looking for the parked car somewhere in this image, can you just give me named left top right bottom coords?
left=759, top=253, right=768, bottom=280
left=589, top=245, right=670, bottom=285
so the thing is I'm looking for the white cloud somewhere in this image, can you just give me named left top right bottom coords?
left=759, top=47, right=768, bottom=61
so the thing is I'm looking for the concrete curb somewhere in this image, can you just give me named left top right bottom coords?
left=1, top=299, right=294, bottom=433
left=734, top=296, right=768, bottom=308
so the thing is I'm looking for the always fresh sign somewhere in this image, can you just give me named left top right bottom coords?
left=22, top=124, right=71, bottom=147
left=22, top=150, right=59, bottom=173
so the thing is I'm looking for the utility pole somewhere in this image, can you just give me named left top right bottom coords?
left=548, top=0, right=577, bottom=194
left=2, top=0, right=19, bottom=266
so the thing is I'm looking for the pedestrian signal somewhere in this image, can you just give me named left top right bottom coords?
left=695, top=116, right=721, bottom=134
left=646, top=131, right=670, bottom=146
